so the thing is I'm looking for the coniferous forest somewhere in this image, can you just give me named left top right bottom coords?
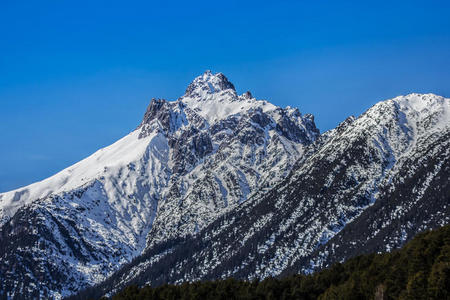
left=89, top=225, right=449, bottom=300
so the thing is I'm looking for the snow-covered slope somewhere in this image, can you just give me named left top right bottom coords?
left=0, top=130, right=161, bottom=225
left=75, top=93, right=449, bottom=299
left=0, top=71, right=319, bottom=299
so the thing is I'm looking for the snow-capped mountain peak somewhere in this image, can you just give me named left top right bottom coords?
left=393, top=93, right=447, bottom=111
left=0, top=71, right=322, bottom=298
left=391, top=93, right=450, bottom=130
left=183, top=70, right=237, bottom=99
left=178, top=71, right=286, bottom=125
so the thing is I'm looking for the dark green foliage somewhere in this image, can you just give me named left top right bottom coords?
left=82, top=225, right=450, bottom=300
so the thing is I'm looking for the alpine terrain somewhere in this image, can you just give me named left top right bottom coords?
left=0, top=71, right=318, bottom=299
left=0, top=72, right=448, bottom=299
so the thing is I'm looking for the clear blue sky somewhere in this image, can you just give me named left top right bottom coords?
left=1, top=0, right=449, bottom=192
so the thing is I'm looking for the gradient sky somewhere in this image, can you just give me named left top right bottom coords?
left=1, top=0, right=450, bottom=192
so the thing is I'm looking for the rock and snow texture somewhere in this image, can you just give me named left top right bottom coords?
left=0, top=71, right=319, bottom=299
left=74, top=93, right=450, bottom=299
left=0, top=71, right=448, bottom=299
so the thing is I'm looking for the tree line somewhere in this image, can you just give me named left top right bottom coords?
left=99, top=225, right=449, bottom=299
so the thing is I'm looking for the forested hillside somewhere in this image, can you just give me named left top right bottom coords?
left=86, top=225, right=450, bottom=299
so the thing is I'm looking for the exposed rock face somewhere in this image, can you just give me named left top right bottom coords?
left=141, top=72, right=320, bottom=247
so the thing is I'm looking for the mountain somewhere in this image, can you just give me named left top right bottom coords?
left=0, top=71, right=448, bottom=300
left=68, top=93, right=450, bottom=299
left=0, top=71, right=319, bottom=299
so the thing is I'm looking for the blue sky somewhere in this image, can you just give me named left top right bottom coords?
left=1, top=0, right=449, bottom=192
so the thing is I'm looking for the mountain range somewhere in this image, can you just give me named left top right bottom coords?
left=0, top=71, right=448, bottom=299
